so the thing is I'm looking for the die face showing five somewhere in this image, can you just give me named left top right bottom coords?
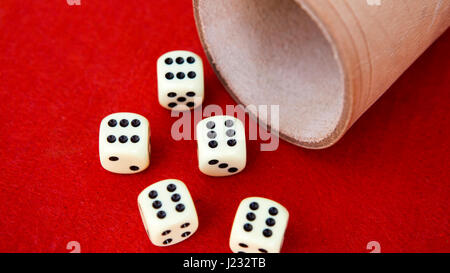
left=157, top=50, right=204, bottom=111
left=229, top=197, right=289, bottom=253
left=99, top=112, right=150, bottom=174
left=196, top=115, right=247, bottom=177
left=137, top=179, right=199, bottom=247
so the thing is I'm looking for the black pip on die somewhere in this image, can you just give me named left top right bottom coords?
left=99, top=112, right=150, bottom=174
left=229, top=197, right=289, bottom=253
left=196, top=115, right=246, bottom=177
left=157, top=50, right=204, bottom=111
left=138, top=179, right=199, bottom=246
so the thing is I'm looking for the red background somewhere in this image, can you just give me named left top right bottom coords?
left=0, top=0, right=449, bottom=253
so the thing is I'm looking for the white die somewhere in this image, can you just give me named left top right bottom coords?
left=99, top=112, right=150, bottom=174
left=157, top=50, right=204, bottom=111
left=196, top=115, right=246, bottom=177
left=137, top=179, right=199, bottom=247
left=229, top=197, right=289, bottom=253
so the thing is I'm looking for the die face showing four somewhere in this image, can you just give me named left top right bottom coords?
left=137, top=179, right=199, bottom=247
left=99, top=112, right=150, bottom=174
left=196, top=115, right=247, bottom=177
left=229, top=197, right=289, bottom=253
left=157, top=50, right=204, bottom=111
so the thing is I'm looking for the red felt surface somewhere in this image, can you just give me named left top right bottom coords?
left=0, top=0, right=449, bottom=253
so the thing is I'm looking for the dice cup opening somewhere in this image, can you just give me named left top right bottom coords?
left=194, top=0, right=348, bottom=148
left=195, top=0, right=449, bottom=149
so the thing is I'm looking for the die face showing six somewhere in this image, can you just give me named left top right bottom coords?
left=137, top=179, right=199, bottom=247
left=196, top=115, right=247, bottom=177
left=98, top=51, right=290, bottom=250
left=157, top=50, right=204, bottom=111
left=229, top=197, right=289, bottom=253
left=99, top=112, right=150, bottom=174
